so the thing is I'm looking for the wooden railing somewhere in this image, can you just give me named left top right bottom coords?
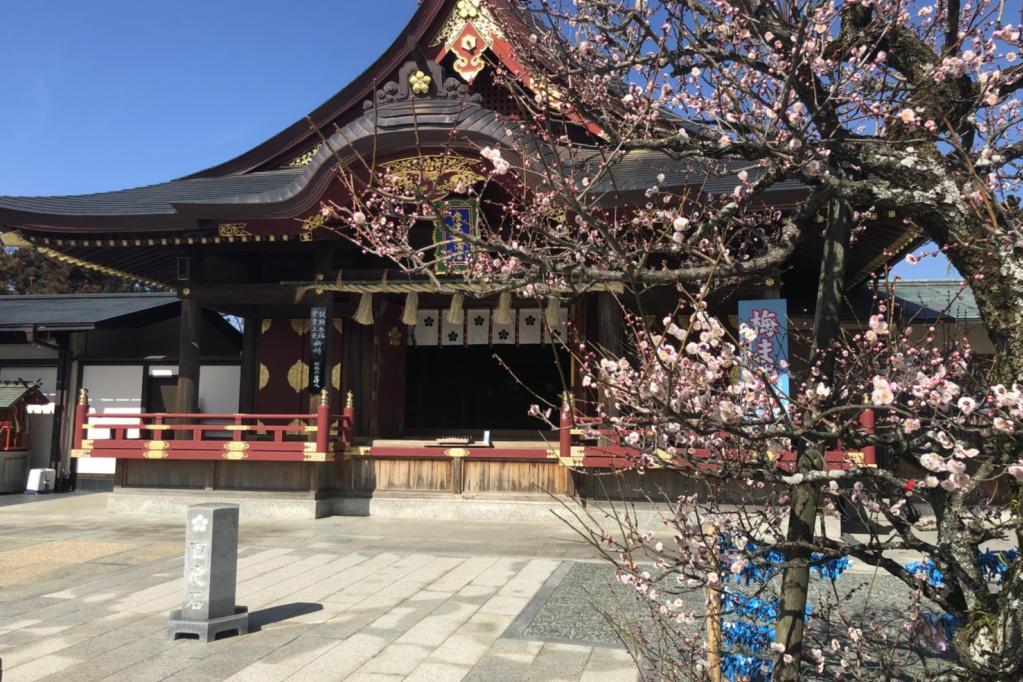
left=70, top=389, right=356, bottom=463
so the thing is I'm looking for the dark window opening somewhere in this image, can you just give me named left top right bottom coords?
left=404, top=345, right=568, bottom=435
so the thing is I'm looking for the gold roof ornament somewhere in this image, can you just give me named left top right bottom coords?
left=380, top=155, right=485, bottom=198
left=218, top=223, right=251, bottom=238
left=432, top=0, right=504, bottom=82
left=285, top=144, right=322, bottom=168
left=409, top=71, right=432, bottom=95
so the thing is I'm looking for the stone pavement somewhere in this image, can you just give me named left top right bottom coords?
left=0, top=493, right=638, bottom=681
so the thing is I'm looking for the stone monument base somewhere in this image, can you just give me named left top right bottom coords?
left=168, top=606, right=249, bottom=643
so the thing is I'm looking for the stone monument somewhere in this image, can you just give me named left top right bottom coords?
left=168, top=503, right=249, bottom=642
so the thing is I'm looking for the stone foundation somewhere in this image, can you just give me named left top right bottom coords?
left=106, top=488, right=842, bottom=536
left=107, top=489, right=330, bottom=520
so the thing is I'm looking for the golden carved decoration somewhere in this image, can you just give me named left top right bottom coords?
left=258, top=363, right=270, bottom=391
left=261, top=319, right=272, bottom=335
left=223, top=442, right=249, bottom=460
left=380, top=156, right=485, bottom=198
left=143, top=440, right=169, bottom=459
left=432, top=0, right=503, bottom=49
left=218, top=223, right=251, bottom=238
left=285, top=144, right=322, bottom=168
left=409, top=70, right=432, bottom=95
left=388, top=326, right=403, bottom=346
left=431, top=0, right=504, bottom=82
left=290, top=319, right=307, bottom=336
left=456, top=0, right=478, bottom=19
left=333, top=319, right=342, bottom=334
left=332, top=362, right=341, bottom=389
left=300, top=213, right=326, bottom=241
left=303, top=441, right=328, bottom=462
left=286, top=360, right=308, bottom=393
left=446, top=448, right=470, bottom=458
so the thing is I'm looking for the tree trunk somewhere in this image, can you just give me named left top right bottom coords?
left=774, top=198, right=852, bottom=679
left=775, top=446, right=824, bottom=680
left=917, top=192, right=1023, bottom=678
left=954, top=566, right=1023, bottom=677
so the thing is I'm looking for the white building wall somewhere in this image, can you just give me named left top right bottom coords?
left=73, top=364, right=240, bottom=476
left=79, top=365, right=144, bottom=475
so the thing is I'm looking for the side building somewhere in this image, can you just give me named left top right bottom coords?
left=0, top=293, right=241, bottom=491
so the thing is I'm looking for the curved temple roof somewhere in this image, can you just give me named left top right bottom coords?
left=0, top=0, right=919, bottom=289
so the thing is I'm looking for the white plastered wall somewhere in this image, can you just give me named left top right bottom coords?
left=79, top=365, right=144, bottom=475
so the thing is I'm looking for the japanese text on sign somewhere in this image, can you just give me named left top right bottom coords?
left=738, top=299, right=789, bottom=400
left=309, top=306, right=328, bottom=393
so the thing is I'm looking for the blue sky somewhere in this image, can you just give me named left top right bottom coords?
left=0, top=0, right=956, bottom=280
left=0, top=1, right=418, bottom=194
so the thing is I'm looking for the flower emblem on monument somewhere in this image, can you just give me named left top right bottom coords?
left=191, top=514, right=209, bottom=533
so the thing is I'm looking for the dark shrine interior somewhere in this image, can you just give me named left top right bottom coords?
left=403, top=345, right=570, bottom=436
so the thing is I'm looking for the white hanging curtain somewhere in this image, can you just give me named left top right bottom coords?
left=412, top=309, right=440, bottom=346
left=467, top=309, right=491, bottom=345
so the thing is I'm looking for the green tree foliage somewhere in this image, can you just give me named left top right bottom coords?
left=0, top=247, right=143, bottom=294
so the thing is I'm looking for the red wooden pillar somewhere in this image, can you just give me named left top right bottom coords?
left=859, top=408, right=876, bottom=466
left=72, top=388, right=89, bottom=451
left=342, top=391, right=356, bottom=445
left=559, top=391, right=573, bottom=460
left=316, top=389, right=330, bottom=455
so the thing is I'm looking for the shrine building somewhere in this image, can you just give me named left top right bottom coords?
left=0, top=0, right=924, bottom=518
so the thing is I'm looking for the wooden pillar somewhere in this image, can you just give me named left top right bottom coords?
left=49, top=332, right=73, bottom=489
left=238, top=316, right=259, bottom=413
left=175, top=294, right=202, bottom=414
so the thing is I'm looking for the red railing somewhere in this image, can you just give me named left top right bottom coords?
left=559, top=405, right=878, bottom=471
left=70, top=389, right=355, bottom=463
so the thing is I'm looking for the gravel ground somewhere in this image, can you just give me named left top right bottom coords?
left=521, top=561, right=959, bottom=678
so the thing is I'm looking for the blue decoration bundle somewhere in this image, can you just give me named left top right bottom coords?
left=713, top=538, right=851, bottom=681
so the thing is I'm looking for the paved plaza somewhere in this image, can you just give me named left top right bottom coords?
left=0, top=493, right=638, bottom=681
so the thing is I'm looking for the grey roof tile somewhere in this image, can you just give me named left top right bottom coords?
left=0, top=170, right=302, bottom=216
left=0, top=293, right=179, bottom=329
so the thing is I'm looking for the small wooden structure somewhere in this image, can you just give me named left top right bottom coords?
left=0, top=380, right=48, bottom=493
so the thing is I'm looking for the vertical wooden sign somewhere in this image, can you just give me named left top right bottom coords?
left=309, top=306, right=328, bottom=393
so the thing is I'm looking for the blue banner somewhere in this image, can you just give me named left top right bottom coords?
left=738, top=299, right=789, bottom=400
left=433, top=199, right=478, bottom=274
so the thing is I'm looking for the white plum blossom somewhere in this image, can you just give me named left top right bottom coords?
left=919, top=452, right=946, bottom=472
left=871, top=376, right=895, bottom=406
left=957, top=396, right=977, bottom=415
left=480, top=147, right=510, bottom=175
